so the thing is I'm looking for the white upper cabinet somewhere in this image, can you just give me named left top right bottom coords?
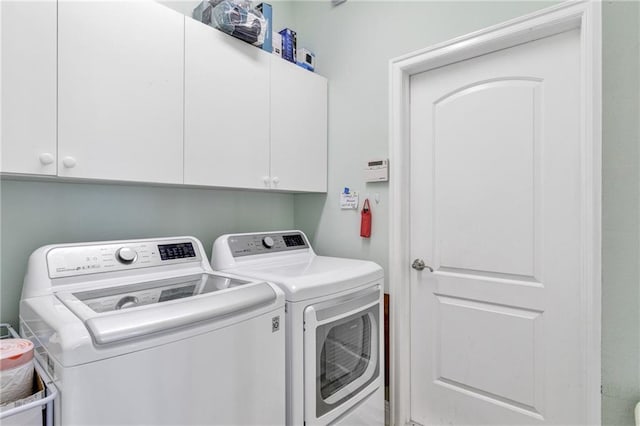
left=184, top=18, right=271, bottom=189
left=1, top=1, right=57, bottom=175
left=270, top=57, right=327, bottom=192
left=57, top=0, right=184, bottom=184
left=2, top=1, right=327, bottom=192
left=184, top=19, right=327, bottom=193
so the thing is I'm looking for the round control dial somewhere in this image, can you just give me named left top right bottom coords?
left=262, top=236, right=275, bottom=249
left=115, top=296, right=138, bottom=310
left=116, top=247, right=138, bottom=264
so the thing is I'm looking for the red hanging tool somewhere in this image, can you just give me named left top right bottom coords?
left=360, top=198, right=372, bottom=238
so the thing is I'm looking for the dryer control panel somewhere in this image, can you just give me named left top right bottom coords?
left=47, top=238, right=203, bottom=279
left=228, top=232, right=309, bottom=257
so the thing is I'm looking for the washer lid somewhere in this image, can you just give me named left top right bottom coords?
left=56, top=273, right=277, bottom=345
left=223, top=256, right=383, bottom=302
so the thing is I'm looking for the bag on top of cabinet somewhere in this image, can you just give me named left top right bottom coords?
left=193, top=0, right=267, bottom=47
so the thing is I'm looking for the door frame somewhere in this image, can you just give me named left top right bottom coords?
left=388, top=2, right=602, bottom=425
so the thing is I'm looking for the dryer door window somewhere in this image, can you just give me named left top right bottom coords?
left=314, top=303, right=379, bottom=417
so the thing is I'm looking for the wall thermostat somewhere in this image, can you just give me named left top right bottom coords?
left=364, top=159, right=389, bottom=182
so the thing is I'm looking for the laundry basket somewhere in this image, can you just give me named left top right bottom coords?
left=0, top=324, right=56, bottom=426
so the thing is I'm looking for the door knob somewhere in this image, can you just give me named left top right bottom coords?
left=411, top=258, right=433, bottom=272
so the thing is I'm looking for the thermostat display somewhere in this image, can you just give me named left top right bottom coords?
left=364, top=159, right=389, bottom=182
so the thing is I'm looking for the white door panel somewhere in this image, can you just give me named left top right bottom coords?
left=434, top=81, right=539, bottom=277
left=1, top=0, right=57, bottom=175
left=58, top=0, right=184, bottom=184
left=410, top=29, right=583, bottom=425
left=184, top=19, right=271, bottom=189
left=435, top=295, right=543, bottom=410
left=270, top=58, right=327, bottom=192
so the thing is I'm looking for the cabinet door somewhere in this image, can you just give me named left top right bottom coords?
left=1, top=1, right=57, bottom=175
left=184, top=18, right=270, bottom=189
left=270, top=58, right=327, bottom=192
left=58, top=0, right=184, bottom=184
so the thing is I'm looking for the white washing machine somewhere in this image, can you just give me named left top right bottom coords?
left=19, top=236, right=286, bottom=426
left=212, top=230, right=384, bottom=426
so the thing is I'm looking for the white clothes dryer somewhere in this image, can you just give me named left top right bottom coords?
left=20, top=236, right=286, bottom=426
left=212, top=230, right=384, bottom=426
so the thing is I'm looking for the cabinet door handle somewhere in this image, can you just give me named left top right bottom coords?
left=262, top=176, right=270, bottom=186
left=39, top=153, right=54, bottom=165
left=62, top=156, right=77, bottom=168
left=271, top=176, right=280, bottom=185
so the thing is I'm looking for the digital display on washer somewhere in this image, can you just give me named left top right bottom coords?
left=158, top=243, right=196, bottom=260
left=158, top=284, right=196, bottom=302
left=283, top=234, right=305, bottom=247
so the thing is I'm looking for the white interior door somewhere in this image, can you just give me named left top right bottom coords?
left=409, top=29, right=586, bottom=425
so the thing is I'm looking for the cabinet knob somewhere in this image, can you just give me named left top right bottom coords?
left=62, top=156, right=77, bottom=168
left=39, top=153, right=54, bottom=165
left=272, top=176, right=280, bottom=185
left=262, top=176, right=270, bottom=186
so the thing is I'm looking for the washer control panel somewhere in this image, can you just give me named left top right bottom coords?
left=228, top=232, right=309, bottom=257
left=47, top=238, right=201, bottom=279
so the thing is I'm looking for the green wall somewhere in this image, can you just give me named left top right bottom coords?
left=0, top=179, right=294, bottom=327
left=290, top=1, right=640, bottom=424
left=292, top=0, right=556, bottom=284
left=601, top=1, right=640, bottom=423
